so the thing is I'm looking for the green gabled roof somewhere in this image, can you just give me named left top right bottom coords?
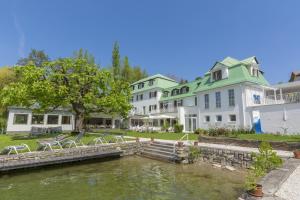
left=131, top=74, right=179, bottom=94
left=195, top=56, right=269, bottom=92
left=160, top=79, right=201, bottom=101
left=131, top=74, right=177, bottom=85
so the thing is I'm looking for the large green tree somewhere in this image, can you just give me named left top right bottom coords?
left=1, top=58, right=131, bottom=131
left=0, top=67, right=17, bottom=133
left=17, top=49, right=50, bottom=67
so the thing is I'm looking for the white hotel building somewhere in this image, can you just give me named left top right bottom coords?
left=6, top=56, right=300, bottom=134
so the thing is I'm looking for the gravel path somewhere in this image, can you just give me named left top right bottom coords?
left=276, top=165, right=300, bottom=200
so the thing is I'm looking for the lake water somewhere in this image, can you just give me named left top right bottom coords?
left=0, top=156, right=245, bottom=200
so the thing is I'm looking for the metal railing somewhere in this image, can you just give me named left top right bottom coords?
left=265, top=92, right=300, bottom=105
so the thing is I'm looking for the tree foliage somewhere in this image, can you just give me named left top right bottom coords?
left=110, top=42, right=148, bottom=83
left=17, top=49, right=50, bottom=67
left=0, top=67, right=17, bottom=133
left=73, top=48, right=96, bottom=65
left=1, top=58, right=132, bottom=131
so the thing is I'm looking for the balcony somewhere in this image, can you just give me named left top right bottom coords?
left=264, top=92, right=300, bottom=105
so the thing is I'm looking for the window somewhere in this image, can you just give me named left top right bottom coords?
left=138, top=83, right=144, bottom=89
left=131, top=85, right=135, bottom=90
left=178, top=99, right=183, bottom=107
left=149, top=91, right=157, bottom=98
left=253, top=94, right=261, bottom=104
left=216, top=115, right=222, bottom=122
left=148, top=79, right=154, bottom=86
left=171, top=89, right=179, bottom=96
left=62, top=116, right=71, bottom=124
left=215, top=92, right=221, bottom=108
left=251, top=68, right=259, bottom=77
left=228, top=89, right=235, bottom=106
left=47, top=115, right=59, bottom=125
left=140, top=94, right=143, bottom=100
left=229, top=115, right=236, bottom=122
left=13, top=114, right=28, bottom=125
left=205, top=116, right=210, bottom=122
left=130, top=96, right=134, bottom=102
left=32, top=115, right=44, bottom=125
left=195, top=97, right=197, bottom=106
left=180, top=86, right=189, bottom=94
left=204, top=94, right=209, bottom=109
left=163, top=91, right=169, bottom=97
left=213, top=70, right=222, bottom=81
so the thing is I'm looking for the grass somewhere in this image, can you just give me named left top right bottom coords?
left=0, top=132, right=133, bottom=152
left=234, top=134, right=300, bottom=142
left=94, top=129, right=199, bottom=140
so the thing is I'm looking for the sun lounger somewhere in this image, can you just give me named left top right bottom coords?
left=1, top=144, right=31, bottom=155
left=93, top=136, right=108, bottom=145
left=62, top=131, right=85, bottom=148
left=37, top=134, right=68, bottom=151
left=114, top=135, right=126, bottom=143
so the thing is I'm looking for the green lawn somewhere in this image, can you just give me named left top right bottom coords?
left=234, top=134, right=300, bottom=142
left=0, top=133, right=131, bottom=152
left=94, top=129, right=199, bottom=140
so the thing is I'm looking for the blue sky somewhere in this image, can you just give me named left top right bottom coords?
left=0, top=0, right=300, bottom=84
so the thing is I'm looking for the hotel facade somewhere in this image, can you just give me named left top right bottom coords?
left=6, top=56, right=300, bottom=134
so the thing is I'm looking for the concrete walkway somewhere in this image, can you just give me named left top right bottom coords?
left=125, top=136, right=294, bottom=158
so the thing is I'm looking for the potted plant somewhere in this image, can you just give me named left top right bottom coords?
left=245, top=167, right=265, bottom=197
left=188, top=146, right=201, bottom=163
left=245, top=142, right=283, bottom=197
left=293, top=149, right=300, bottom=159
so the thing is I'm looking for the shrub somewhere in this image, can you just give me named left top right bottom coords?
left=188, top=146, right=201, bottom=163
left=194, top=128, right=208, bottom=135
left=174, top=124, right=184, bottom=133
left=245, top=141, right=283, bottom=190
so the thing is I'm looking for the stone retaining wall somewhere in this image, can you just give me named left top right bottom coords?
left=0, top=142, right=141, bottom=171
left=182, top=145, right=253, bottom=168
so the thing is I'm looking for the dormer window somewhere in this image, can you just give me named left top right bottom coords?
left=148, top=79, right=154, bottom=86
left=163, top=91, right=169, bottom=97
left=138, top=83, right=144, bottom=89
left=180, top=86, right=189, bottom=94
left=171, top=89, right=179, bottom=96
left=251, top=68, right=259, bottom=77
left=212, top=70, right=222, bottom=81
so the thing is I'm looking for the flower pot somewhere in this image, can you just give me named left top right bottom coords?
left=294, top=150, right=300, bottom=159
left=248, top=184, right=263, bottom=197
left=194, top=141, right=198, bottom=146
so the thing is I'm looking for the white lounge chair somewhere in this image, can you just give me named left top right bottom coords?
left=2, top=144, right=31, bottom=155
left=93, top=136, right=108, bottom=145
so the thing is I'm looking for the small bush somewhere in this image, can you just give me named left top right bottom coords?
left=174, top=124, right=184, bottom=133
left=188, top=146, right=201, bottom=163
left=245, top=141, right=283, bottom=190
left=194, top=128, right=208, bottom=135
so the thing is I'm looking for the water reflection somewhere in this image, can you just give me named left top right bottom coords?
left=0, top=156, right=245, bottom=200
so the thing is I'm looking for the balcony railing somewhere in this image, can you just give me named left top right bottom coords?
left=264, top=92, right=300, bottom=105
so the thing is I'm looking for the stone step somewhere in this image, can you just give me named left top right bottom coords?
left=148, top=142, right=175, bottom=149
left=142, top=147, right=175, bottom=156
left=141, top=151, right=176, bottom=162
left=151, top=141, right=175, bottom=147
left=143, top=144, right=175, bottom=152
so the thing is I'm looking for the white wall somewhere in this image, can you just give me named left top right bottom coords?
left=131, top=89, right=162, bottom=115
left=7, top=108, right=75, bottom=133
left=197, top=84, right=245, bottom=129
left=246, top=103, right=300, bottom=134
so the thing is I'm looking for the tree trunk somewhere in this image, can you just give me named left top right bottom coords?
left=75, top=112, right=85, bottom=132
